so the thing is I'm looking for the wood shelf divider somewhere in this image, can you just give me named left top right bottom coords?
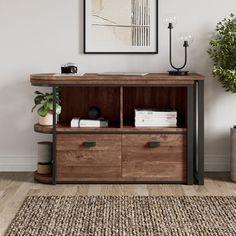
left=120, top=86, right=123, bottom=128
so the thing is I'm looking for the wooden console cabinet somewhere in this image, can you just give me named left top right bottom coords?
left=31, top=73, right=205, bottom=185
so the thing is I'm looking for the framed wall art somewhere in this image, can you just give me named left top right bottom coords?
left=84, top=0, right=158, bottom=54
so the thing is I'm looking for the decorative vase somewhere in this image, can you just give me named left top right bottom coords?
left=230, top=127, right=236, bottom=182
left=39, top=111, right=53, bottom=126
left=37, top=163, right=52, bottom=175
left=38, top=142, right=52, bottom=163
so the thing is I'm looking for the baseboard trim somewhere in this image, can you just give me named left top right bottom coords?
left=0, top=155, right=37, bottom=172
left=0, top=154, right=230, bottom=172
left=204, top=154, right=230, bottom=172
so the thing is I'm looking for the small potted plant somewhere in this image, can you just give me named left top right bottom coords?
left=208, top=13, right=236, bottom=182
left=32, top=90, right=61, bottom=126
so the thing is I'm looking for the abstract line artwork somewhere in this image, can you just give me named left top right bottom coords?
left=131, top=0, right=151, bottom=47
left=84, top=0, right=158, bottom=54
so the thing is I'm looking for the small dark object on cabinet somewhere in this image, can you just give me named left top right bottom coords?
left=61, top=63, right=78, bottom=74
left=88, top=106, right=101, bottom=119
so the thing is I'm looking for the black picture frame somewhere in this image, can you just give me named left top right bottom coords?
left=84, top=0, right=158, bottom=54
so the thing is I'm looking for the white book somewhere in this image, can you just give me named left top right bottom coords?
left=135, top=114, right=177, bottom=119
left=135, top=124, right=177, bottom=128
left=135, top=120, right=177, bottom=125
left=135, top=122, right=177, bottom=126
left=79, top=119, right=108, bottom=128
left=80, top=124, right=108, bottom=128
left=135, top=109, right=177, bottom=116
left=70, top=118, right=80, bottom=128
left=135, top=119, right=177, bottom=124
left=135, top=118, right=177, bottom=122
left=135, top=113, right=177, bottom=118
left=135, top=120, right=177, bottom=126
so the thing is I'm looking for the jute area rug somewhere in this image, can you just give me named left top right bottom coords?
left=5, top=196, right=236, bottom=236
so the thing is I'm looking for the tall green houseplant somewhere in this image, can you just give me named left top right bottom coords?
left=208, top=14, right=236, bottom=92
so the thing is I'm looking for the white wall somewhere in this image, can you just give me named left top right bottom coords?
left=0, top=0, right=236, bottom=171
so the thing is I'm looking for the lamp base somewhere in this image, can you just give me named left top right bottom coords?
left=168, top=70, right=189, bottom=76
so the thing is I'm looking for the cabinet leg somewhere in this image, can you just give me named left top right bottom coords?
left=198, top=81, right=204, bottom=185
left=193, top=83, right=197, bottom=181
left=52, top=86, right=57, bottom=185
left=187, top=85, right=194, bottom=185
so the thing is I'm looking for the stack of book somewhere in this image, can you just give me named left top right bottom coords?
left=135, top=109, right=177, bottom=127
left=71, top=118, right=108, bottom=128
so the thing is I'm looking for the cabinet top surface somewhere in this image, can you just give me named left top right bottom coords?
left=30, top=73, right=205, bottom=86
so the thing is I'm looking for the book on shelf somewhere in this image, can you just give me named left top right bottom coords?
left=79, top=119, right=108, bottom=128
left=135, top=108, right=177, bottom=116
left=70, top=117, right=80, bottom=128
left=70, top=118, right=108, bottom=128
left=135, top=119, right=177, bottom=127
left=135, top=117, right=177, bottom=122
left=135, top=124, right=177, bottom=127
left=135, top=121, right=177, bottom=125
left=135, top=108, right=177, bottom=127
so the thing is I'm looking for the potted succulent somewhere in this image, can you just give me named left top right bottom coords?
left=208, top=13, right=236, bottom=181
left=32, top=90, right=61, bottom=126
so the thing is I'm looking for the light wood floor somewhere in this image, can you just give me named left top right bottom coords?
left=0, top=172, right=236, bottom=235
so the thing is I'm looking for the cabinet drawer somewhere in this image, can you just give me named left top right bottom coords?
left=122, top=134, right=186, bottom=181
left=56, top=134, right=121, bottom=180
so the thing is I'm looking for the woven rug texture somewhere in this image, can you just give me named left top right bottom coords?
left=5, top=196, right=236, bottom=236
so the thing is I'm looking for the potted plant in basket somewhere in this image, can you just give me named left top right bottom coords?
left=208, top=13, right=236, bottom=182
left=32, top=90, right=61, bottom=126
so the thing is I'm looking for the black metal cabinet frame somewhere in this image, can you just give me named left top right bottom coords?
left=50, top=82, right=204, bottom=185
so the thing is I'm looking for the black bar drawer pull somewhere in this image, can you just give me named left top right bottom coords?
left=82, top=142, right=96, bottom=148
left=147, top=142, right=160, bottom=148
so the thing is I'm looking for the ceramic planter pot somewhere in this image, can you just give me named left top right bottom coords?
left=39, top=111, right=53, bottom=126
left=231, top=127, right=236, bottom=182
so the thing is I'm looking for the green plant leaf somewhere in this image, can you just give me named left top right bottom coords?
left=56, top=88, right=62, bottom=93
left=32, top=90, right=61, bottom=114
left=46, top=95, right=53, bottom=100
left=37, top=106, right=49, bottom=117
left=47, top=102, right=53, bottom=110
left=34, top=95, right=44, bottom=105
left=31, top=104, right=37, bottom=112
left=208, top=13, right=236, bottom=93
left=35, top=91, right=44, bottom=95
left=56, top=104, right=61, bottom=115
left=32, top=95, right=44, bottom=112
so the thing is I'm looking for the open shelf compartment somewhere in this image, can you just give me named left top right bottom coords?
left=123, top=87, right=187, bottom=129
left=59, top=87, right=121, bottom=128
left=34, top=86, right=187, bottom=134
